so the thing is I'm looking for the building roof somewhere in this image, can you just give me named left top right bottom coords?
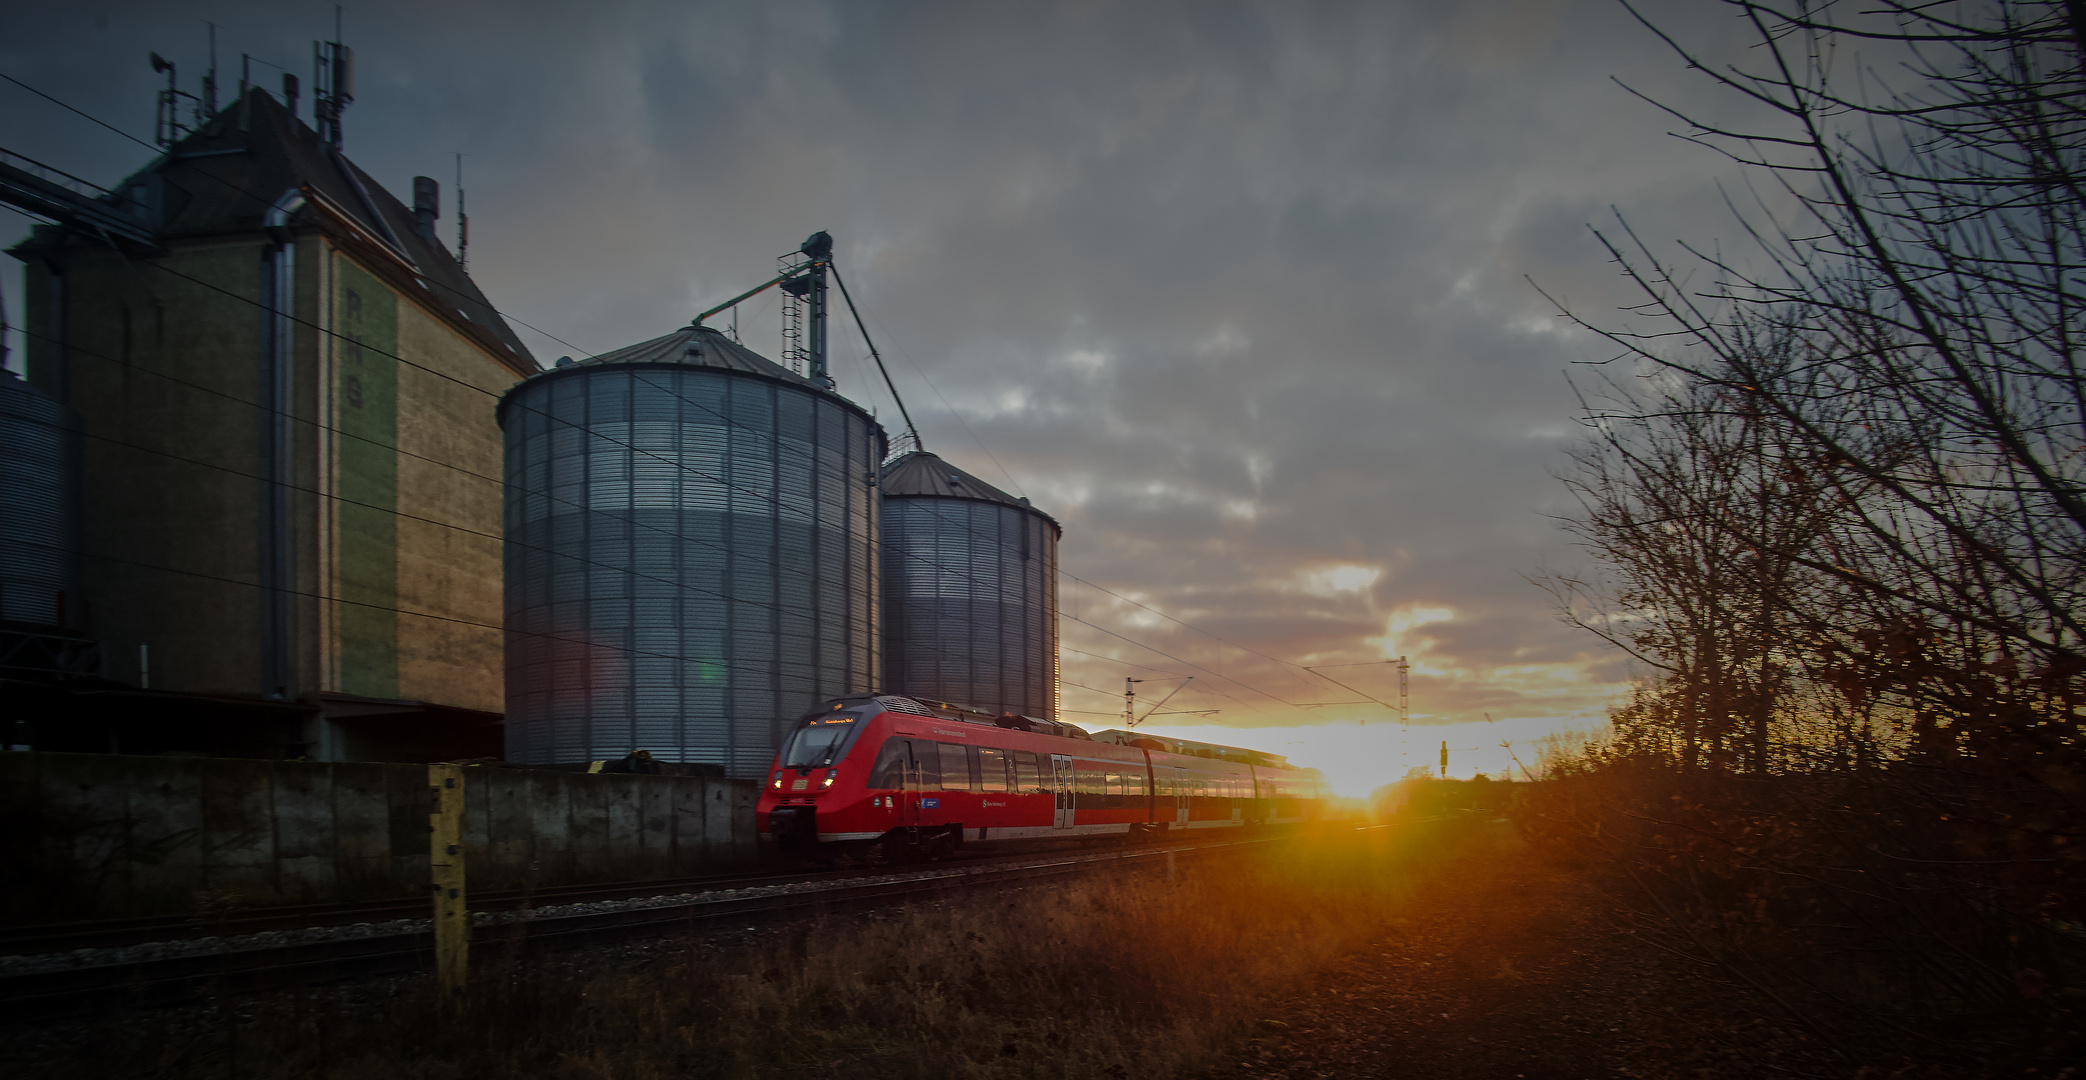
left=12, top=87, right=535, bottom=375
left=880, top=450, right=1060, bottom=533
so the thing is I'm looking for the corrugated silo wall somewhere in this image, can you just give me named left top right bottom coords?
left=0, top=376, right=82, bottom=629
left=501, top=364, right=881, bottom=775
left=882, top=497, right=1058, bottom=720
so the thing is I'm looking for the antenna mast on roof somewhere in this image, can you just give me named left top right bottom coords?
left=311, top=6, right=354, bottom=150
left=149, top=52, right=199, bottom=146
left=202, top=24, right=219, bottom=117
left=455, top=152, right=468, bottom=269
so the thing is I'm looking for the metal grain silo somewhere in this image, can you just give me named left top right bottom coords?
left=880, top=451, right=1060, bottom=720
left=0, top=372, right=83, bottom=630
left=498, top=326, right=885, bottom=774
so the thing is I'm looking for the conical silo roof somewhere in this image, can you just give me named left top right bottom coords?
left=880, top=450, right=1061, bottom=535
left=568, top=325, right=811, bottom=384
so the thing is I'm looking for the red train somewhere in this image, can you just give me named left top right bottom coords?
left=757, top=694, right=1330, bottom=859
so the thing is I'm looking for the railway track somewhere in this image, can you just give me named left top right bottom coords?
left=0, top=834, right=1275, bottom=1017
left=0, top=861, right=897, bottom=957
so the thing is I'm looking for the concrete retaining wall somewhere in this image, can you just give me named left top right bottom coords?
left=0, top=752, right=758, bottom=922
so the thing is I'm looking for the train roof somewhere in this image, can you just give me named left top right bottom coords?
left=1086, top=729, right=1294, bottom=770
left=813, top=694, right=1093, bottom=740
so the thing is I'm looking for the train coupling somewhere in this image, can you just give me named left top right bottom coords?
left=768, top=805, right=818, bottom=848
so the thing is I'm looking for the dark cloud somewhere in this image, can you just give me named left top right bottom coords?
left=4, top=0, right=1772, bottom=740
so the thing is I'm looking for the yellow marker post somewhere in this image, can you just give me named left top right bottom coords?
left=429, top=764, right=468, bottom=996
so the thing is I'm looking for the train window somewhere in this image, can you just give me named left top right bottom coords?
left=778, top=718, right=862, bottom=768
left=867, top=739, right=907, bottom=790
left=1105, top=771, right=1122, bottom=809
left=978, top=748, right=1009, bottom=793
left=1128, top=770, right=1146, bottom=798
left=1014, top=752, right=1042, bottom=794
left=938, top=743, right=969, bottom=792
left=918, top=743, right=943, bottom=790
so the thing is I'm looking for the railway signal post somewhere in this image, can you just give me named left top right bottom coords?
left=429, top=764, right=468, bottom=997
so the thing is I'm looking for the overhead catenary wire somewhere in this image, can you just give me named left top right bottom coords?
left=1058, top=611, right=1285, bottom=715
left=1060, top=645, right=1200, bottom=676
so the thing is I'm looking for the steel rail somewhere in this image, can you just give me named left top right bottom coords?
left=0, top=863, right=883, bottom=956
left=0, top=835, right=1285, bottom=1017
left=0, top=827, right=1284, bottom=957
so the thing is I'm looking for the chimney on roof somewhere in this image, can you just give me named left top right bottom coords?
left=412, top=177, right=439, bottom=242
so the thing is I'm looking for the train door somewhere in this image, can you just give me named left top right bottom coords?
left=900, top=740, right=924, bottom=828
left=1169, top=767, right=1188, bottom=824
left=1051, top=755, right=1075, bottom=828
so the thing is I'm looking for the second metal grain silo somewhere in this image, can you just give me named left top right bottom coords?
left=880, top=451, right=1060, bottom=720
left=498, top=326, right=885, bottom=774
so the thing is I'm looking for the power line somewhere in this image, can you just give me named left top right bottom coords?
left=86, top=338, right=1166, bottom=711
left=0, top=71, right=162, bottom=151
left=1058, top=611, right=1288, bottom=714
left=1061, top=571, right=1322, bottom=679
left=2, top=74, right=980, bottom=566
left=2, top=71, right=1321, bottom=728
left=115, top=255, right=1087, bottom=672
left=0, top=69, right=585, bottom=372
left=848, top=285, right=1026, bottom=497
left=17, top=328, right=1057, bottom=694
left=1060, top=645, right=1198, bottom=675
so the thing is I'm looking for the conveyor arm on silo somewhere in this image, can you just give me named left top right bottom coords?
left=692, top=267, right=811, bottom=327
left=828, top=262, right=921, bottom=450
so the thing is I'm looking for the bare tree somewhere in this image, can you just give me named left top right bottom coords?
left=1527, top=6, right=2086, bottom=1048
left=1549, top=0, right=2086, bottom=761
left=1546, top=369, right=1840, bottom=773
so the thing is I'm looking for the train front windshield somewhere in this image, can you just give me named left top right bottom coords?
left=780, top=714, right=866, bottom=768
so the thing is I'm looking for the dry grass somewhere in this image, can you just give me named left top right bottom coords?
left=1511, top=756, right=2086, bottom=1074
left=11, top=822, right=1497, bottom=1079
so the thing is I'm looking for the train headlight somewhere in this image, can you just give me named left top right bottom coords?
left=770, top=774, right=783, bottom=790
left=821, top=772, right=837, bottom=788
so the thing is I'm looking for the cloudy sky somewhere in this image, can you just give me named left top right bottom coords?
left=3, top=1, right=1779, bottom=790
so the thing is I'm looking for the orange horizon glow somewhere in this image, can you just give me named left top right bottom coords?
left=1128, top=716, right=1602, bottom=799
